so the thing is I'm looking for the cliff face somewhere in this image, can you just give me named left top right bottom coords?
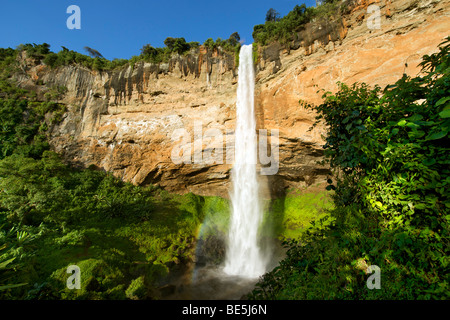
left=14, top=0, right=450, bottom=198
left=254, top=0, right=450, bottom=196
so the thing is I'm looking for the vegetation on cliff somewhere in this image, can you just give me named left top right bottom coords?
left=133, top=34, right=241, bottom=68
left=1, top=1, right=353, bottom=75
left=2, top=1, right=354, bottom=75
left=249, top=38, right=449, bottom=300
left=253, top=0, right=350, bottom=47
left=13, top=32, right=242, bottom=73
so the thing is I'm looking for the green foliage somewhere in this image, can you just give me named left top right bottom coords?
left=253, top=4, right=314, bottom=46
left=83, top=47, right=103, bottom=59
left=0, top=48, right=18, bottom=80
left=140, top=44, right=169, bottom=64
left=267, top=191, right=333, bottom=240
left=164, top=37, right=190, bottom=55
left=8, top=44, right=124, bottom=72
left=253, top=1, right=345, bottom=47
left=5, top=32, right=241, bottom=75
left=0, top=73, right=67, bottom=162
left=0, top=215, right=36, bottom=295
left=252, top=44, right=260, bottom=65
left=228, top=32, right=241, bottom=47
left=21, top=43, right=51, bottom=60
left=0, top=152, right=156, bottom=226
left=0, top=141, right=231, bottom=299
left=266, top=8, right=281, bottom=22
left=198, top=33, right=242, bottom=68
left=43, top=85, right=68, bottom=102
left=125, top=276, right=147, bottom=300
left=44, top=258, right=126, bottom=300
left=42, top=47, right=126, bottom=71
left=202, top=33, right=241, bottom=54
left=129, top=34, right=239, bottom=70
left=0, top=95, right=66, bottom=160
left=0, top=149, right=229, bottom=299
left=249, top=37, right=450, bottom=300
left=196, top=196, right=230, bottom=240
left=139, top=37, right=200, bottom=66
left=308, top=37, right=450, bottom=230
left=0, top=79, right=29, bottom=100
left=203, top=38, right=215, bottom=51
left=0, top=244, right=28, bottom=292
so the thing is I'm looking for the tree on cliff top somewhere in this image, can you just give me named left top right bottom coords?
left=164, top=37, right=190, bottom=55
left=228, top=32, right=241, bottom=47
left=266, top=8, right=281, bottom=22
left=84, top=46, right=104, bottom=59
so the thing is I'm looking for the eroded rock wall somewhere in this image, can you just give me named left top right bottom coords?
left=13, top=0, right=450, bottom=198
left=255, top=0, right=449, bottom=196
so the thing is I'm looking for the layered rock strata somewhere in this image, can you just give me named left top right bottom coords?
left=13, top=0, right=450, bottom=198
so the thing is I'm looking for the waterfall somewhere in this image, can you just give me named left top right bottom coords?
left=223, top=44, right=267, bottom=278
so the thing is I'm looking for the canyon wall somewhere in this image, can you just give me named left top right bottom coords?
left=14, top=0, right=450, bottom=198
left=255, top=0, right=449, bottom=196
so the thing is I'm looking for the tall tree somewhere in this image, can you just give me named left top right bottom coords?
left=228, top=32, right=241, bottom=46
left=84, top=46, right=103, bottom=59
left=164, top=37, right=189, bottom=54
left=265, top=8, right=281, bottom=22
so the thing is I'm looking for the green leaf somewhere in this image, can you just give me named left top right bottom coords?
left=407, top=114, right=423, bottom=121
left=409, top=130, right=425, bottom=138
left=397, top=119, right=407, bottom=126
left=0, top=283, right=28, bottom=291
left=426, top=131, right=447, bottom=140
left=0, top=257, right=15, bottom=270
left=406, top=122, right=420, bottom=129
left=423, top=158, right=436, bottom=166
left=435, top=97, right=450, bottom=107
left=438, top=109, right=450, bottom=118
left=356, top=125, right=367, bottom=132
left=415, top=121, right=435, bottom=126
left=374, top=201, right=383, bottom=208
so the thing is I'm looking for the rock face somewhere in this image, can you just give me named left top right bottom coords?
left=254, top=0, right=450, bottom=196
left=14, top=0, right=450, bottom=198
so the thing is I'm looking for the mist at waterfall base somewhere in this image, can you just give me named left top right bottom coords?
left=163, top=45, right=279, bottom=300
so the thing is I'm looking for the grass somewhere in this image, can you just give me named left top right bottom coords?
left=263, top=190, right=334, bottom=241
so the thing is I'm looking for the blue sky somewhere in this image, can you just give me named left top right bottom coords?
left=0, top=0, right=316, bottom=60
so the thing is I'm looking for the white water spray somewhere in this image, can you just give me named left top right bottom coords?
left=223, top=44, right=267, bottom=278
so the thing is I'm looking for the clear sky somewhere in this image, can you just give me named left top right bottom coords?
left=0, top=0, right=316, bottom=60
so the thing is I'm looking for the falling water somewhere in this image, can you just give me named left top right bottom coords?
left=223, top=44, right=267, bottom=278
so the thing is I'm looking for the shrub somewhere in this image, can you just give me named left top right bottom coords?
left=125, top=276, right=147, bottom=300
left=43, top=53, right=58, bottom=68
